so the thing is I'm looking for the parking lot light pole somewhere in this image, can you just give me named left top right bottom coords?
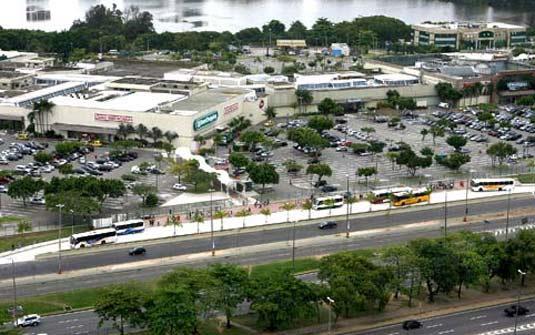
left=56, top=204, right=64, bottom=274
left=345, top=174, right=350, bottom=238
left=326, top=296, right=335, bottom=334
left=209, top=188, right=215, bottom=256
left=514, top=269, right=527, bottom=335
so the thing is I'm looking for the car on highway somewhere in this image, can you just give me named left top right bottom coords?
left=402, top=320, right=422, bottom=330
left=0, top=185, right=8, bottom=193
left=318, top=221, right=337, bottom=230
left=172, top=183, right=187, bottom=191
left=129, top=246, right=146, bottom=256
left=504, top=305, right=529, bottom=317
left=14, top=314, right=41, bottom=327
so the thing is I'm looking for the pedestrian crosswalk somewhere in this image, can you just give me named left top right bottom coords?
left=486, top=223, right=535, bottom=236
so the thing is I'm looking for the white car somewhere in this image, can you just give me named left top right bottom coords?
left=79, top=156, right=86, bottom=164
left=172, top=183, right=187, bottom=191
left=30, top=196, right=45, bottom=205
left=15, top=165, right=26, bottom=171
left=0, top=185, right=8, bottom=193
left=14, top=314, right=41, bottom=327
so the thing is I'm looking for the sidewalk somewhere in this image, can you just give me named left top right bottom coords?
left=0, top=186, right=533, bottom=264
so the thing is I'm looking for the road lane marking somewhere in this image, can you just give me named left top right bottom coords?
left=386, top=332, right=399, bottom=335
left=427, top=323, right=443, bottom=328
left=471, top=315, right=487, bottom=320
left=481, top=321, right=499, bottom=326
left=438, top=330, right=455, bottom=334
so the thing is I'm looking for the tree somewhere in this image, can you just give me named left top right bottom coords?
left=435, top=82, right=462, bottom=107
left=420, top=128, right=429, bottom=142
left=301, top=199, right=313, bottom=220
left=17, top=220, right=32, bottom=234
left=449, top=234, right=486, bottom=299
left=446, top=135, right=467, bottom=152
left=58, top=163, right=74, bottom=175
left=308, top=115, right=334, bottom=133
left=163, top=131, right=178, bottom=144
left=287, top=127, right=327, bottom=156
left=240, top=130, right=265, bottom=150
left=208, top=264, right=249, bottom=329
left=283, top=159, right=303, bottom=173
left=8, top=176, right=45, bottom=206
left=55, top=141, right=82, bottom=157
left=264, top=106, right=276, bottom=120
left=146, top=287, right=197, bottom=335
left=132, top=183, right=156, bottom=205
left=247, top=163, right=279, bottom=193
left=136, top=123, right=149, bottom=141
left=260, top=207, right=271, bottom=223
left=435, top=152, right=471, bottom=171
left=317, top=98, right=343, bottom=115
left=145, top=193, right=159, bottom=207
left=420, top=146, right=434, bottom=157
left=250, top=271, right=318, bottom=331
left=213, top=210, right=227, bottom=231
left=280, top=202, right=296, bottom=223
left=368, top=141, right=386, bottom=160
left=32, top=100, right=55, bottom=134
left=228, top=116, right=251, bottom=132
left=263, top=66, right=275, bottom=74
left=306, top=163, right=332, bottom=182
left=361, top=127, right=376, bottom=135
left=229, top=153, right=249, bottom=169
left=235, top=209, right=250, bottom=228
left=34, top=151, right=53, bottom=164
left=357, top=167, right=377, bottom=187
left=487, top=142, right=517, bottom=166
left=295, top=89, right=313, bottom=113
left=351, top=143, right=369, bottom=155
left=430, top=126, right=445, bottom=145
left=396, top=148, right=432, bottom=176
left=45, top=190, right=101, bottom=216
left=149, top=126, right=163, bottom=144
left=95, top=284, right=148, bottom=335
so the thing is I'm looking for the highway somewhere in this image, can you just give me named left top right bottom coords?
left=355, top=298, right=535, bottom=335
left=0, top=195, right=533, bottom=300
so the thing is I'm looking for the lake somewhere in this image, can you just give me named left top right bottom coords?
left=3, top=0, right=535, bottom=33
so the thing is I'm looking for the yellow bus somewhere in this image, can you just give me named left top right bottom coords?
left=471, top=178, right=515, bottom=192
left=392, top=188, right=431, bottom=207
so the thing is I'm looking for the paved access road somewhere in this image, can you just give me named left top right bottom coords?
left=356, top=298, right=535, bottom=335
left=0, top=196, right=531, bottom=299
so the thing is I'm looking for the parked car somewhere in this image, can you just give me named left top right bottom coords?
left=402, top=320, right=422, bottom=330
left=129, top=246, right=146, bottom=256
left=172, top=183, right=187, bottom=191
left=30, top=196, right=45, bottom=205
left=321, top=185, right=338, bottom=193
left=14, top=314, right=41, bottom=327
left=318, top=221, right=337, bottom=230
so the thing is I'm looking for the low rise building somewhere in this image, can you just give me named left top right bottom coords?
left=412, top=21, right=527, bottom=49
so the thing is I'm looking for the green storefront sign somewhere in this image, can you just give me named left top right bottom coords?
left=193, top=111, right=218, bottom=131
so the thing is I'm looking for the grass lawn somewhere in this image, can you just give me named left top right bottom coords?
left=249, top=258, right=320, bottom=278
left=0, top=216, right=27, bottom=225
left=516, top=173, right=535, bottom=184
left=0, top=225, right=89, bottom=253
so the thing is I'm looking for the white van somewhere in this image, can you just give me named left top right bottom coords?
left=438, top=102, right=450, bottom=109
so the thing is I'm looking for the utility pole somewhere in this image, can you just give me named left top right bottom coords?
left=514, top=269, right=527, bottom=335
left=292, top=220, right=297, bottom=271
left=464, top=175, right=470, bottom=222
left=506, top=189, right=511, bottom=241
left=11, top=258, right=16, bottom=322
left=69, top=209, right=74, bottom=236
left=210, top=188, right=215, bottom=256
left=56, top=204, right=64, bottom=274
left=444, top=190, right=448, bottom=239
left=345, top=174, right=350, bottom=238
left=327, top=297, right=335, bottom=334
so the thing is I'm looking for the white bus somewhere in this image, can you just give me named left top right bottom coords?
left=471, top=178, right=515, bottom=192
left=313, top=195, right=344, bottom=210
left=112, top=219, right=145, bottom=235
left=70, top=228, right=117, bottom=249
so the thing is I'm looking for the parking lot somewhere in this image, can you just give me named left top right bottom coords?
left=215, top=105, right=533, bottom=201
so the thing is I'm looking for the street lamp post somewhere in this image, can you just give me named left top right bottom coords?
left=326, top=296, right=335, bottom=334
left=209, top=188, right=215, bottom=256
left=69, top=209, right=74, bottom=236
left=444, top=190, right=448, bottom=239
left=514, top=269, right=527, bottom=335
left=505, top=189, right=512, bottom=241
left=11, top=258, right=16, bottom=322
left=345, top=174, right=350, bottom=238
left=292, top=220, right=297, bottom=271
left=56, top=204, right=64, bottom=274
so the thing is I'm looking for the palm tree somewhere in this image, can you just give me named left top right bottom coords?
left=301, top=199, right=313, bottom=220
left=345, top=196, right=357, bottom=215
left=149, top=126, right=163, bottom=144
left=136, top=124, right=149, bottom=141
left=324, top=198, right=336, bottom=216
left=17, top=220, right=32, bottom=235
left=235, top=209, right=250, bottom=228
left=213, top=210, right=227, bottom=231
left=420, top=129, right=429, bottom=142
left=164, top=131, right=179, bottom=144
left=117, top=123, right=130, bottom=140
left=192, top=212, right=204, bottom=234
left=280, top=202, right=296, bottom=223
left=32, top=100, right=55, bottom=134
left=228, top=116, right=252, bottom=132
left=166, top=214, right=182, bottom=236
left=264, top=106, right=276, bottom=120
left=260, top=207, right=271, bottom=224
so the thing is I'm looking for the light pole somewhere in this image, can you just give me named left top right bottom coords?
left=326, top=296, right=335, bottom=334
left=444, top=190, right=448, bottom=239
left=56, top=204, right=64, bottom=274
left=345, top=174, right=350, bottom=238
left=464, top=170, right=475, bottom=222
left=69, top=209, right=74, bottom=236
left=505, top=189, right=512, bottom=241
left=11, top=258, right=16, bottom=322
left=292, top=220, right=297, bottom=271
left=209, top=188, right=215, bottom=256
left=514, top=269, right=527, bottom=335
